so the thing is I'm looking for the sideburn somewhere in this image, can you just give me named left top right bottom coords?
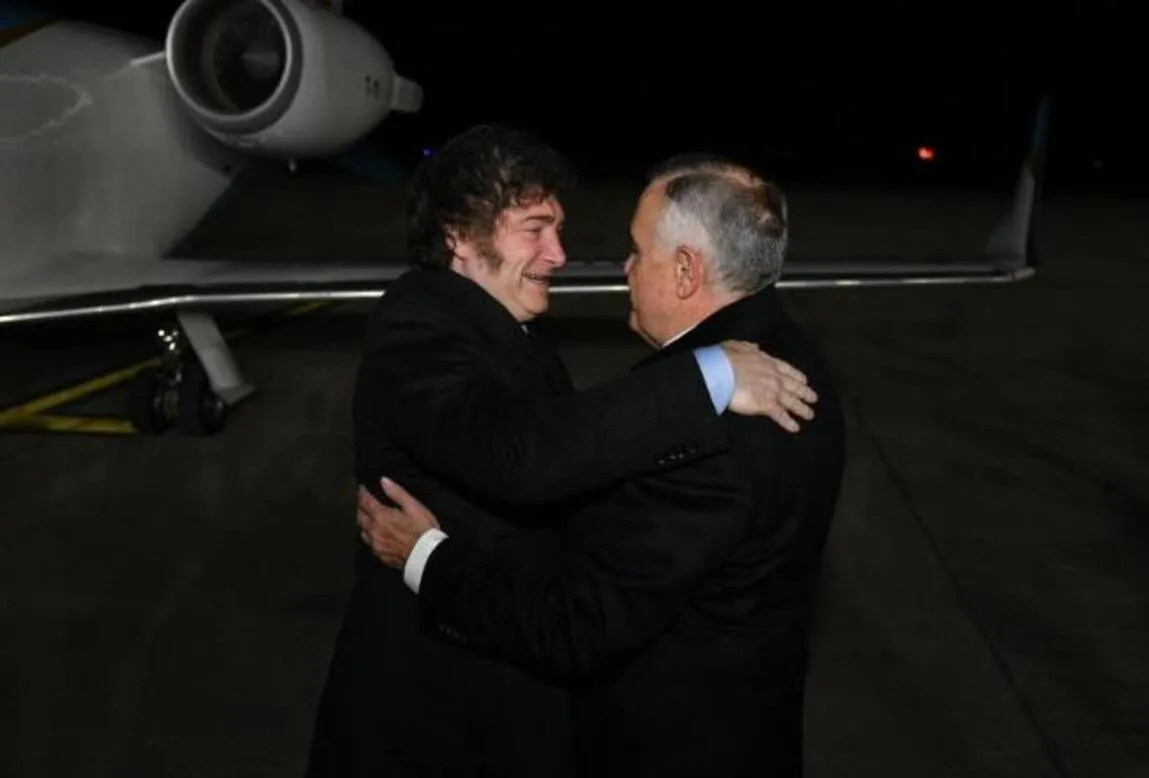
left=474, top=237, right=505, bottom=270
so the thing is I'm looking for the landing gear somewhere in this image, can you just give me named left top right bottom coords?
left=128, top=357, right=228, bottom=435
left=177, top=359, right=228, bottom=435
left=128, top=311, right=254, bottom=436
left=128, top=363, right=174, bottom=435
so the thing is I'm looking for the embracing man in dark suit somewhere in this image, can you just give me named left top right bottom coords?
left=357, top=152, right=847, bottom=777
left=304, top=126, right=820, bottom=777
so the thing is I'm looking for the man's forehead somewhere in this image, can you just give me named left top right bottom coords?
left=632, top=184, right=665, bottom=229
left=505, top=196, right=564, bottom=223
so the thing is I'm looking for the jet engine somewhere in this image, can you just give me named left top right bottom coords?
left=164, top=0, right=422, bottom=157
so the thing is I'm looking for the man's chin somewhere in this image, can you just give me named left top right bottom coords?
left=627, top=310, right=643, bottom=336
left=524, top=298, right=549, bottom=320
left=627, top=312, right=657, bottom=347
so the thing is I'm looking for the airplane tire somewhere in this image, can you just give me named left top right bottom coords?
left=129, top=366, right=173, bottom=435
left=177, top=360, right=227, bottom=436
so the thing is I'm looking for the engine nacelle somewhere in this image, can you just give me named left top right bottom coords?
left=165, top=0, right=422, bottom=158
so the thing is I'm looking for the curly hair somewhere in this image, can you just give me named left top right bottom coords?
left=405, top=124, right=577, bottom=268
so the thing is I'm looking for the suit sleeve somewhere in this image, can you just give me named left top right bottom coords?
left=416, top=452, right=753, bottom=678
left=364, top=322, right=730, bottom=505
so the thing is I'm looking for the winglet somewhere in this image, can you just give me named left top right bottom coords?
left=982, top=94, right=1052, bottom=272
left=391, top=75, right=423, bottom=113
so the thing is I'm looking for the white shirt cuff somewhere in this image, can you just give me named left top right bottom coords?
left=403, top=528, right=449, bottom=594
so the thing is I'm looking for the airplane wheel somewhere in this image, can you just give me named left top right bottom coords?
left=129, top=366, right=175, bottom=435
left=177, top=360, right=228, bottom=436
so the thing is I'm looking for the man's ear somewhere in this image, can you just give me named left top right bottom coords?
left=445, top=229, right=462, bottom=256
left=447, top=229, right=472, bottom=271
left=675, top=246, right=703, bottom=298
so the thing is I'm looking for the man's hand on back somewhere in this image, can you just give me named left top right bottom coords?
left=721, top=340, right=817, bottom=432
left=357, top=478, right=440, bottom=569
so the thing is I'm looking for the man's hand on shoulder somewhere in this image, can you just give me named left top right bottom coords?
left=721, top=340, right=817, bottom=432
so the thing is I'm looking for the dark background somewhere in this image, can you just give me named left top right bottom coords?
left=30, top=0, right=1143, bottom=192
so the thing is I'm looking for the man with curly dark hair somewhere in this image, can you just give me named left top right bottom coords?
left=304, top=124, right=818, bottom=777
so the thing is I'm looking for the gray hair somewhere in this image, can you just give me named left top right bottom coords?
left=651, top=158, right=788, bottom=293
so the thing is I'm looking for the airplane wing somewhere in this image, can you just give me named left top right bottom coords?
left=0, top=108, right=1045, bottom=325
left=0, top=240, right=1035, bottom=325
left=0, top=100, right=1046, bottom=325
left=0, top=74, right=1050, bottom=325
left=0, top=253, right=405, bottom=323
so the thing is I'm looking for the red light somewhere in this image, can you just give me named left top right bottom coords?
left=917, top=146, right=935, bottom=161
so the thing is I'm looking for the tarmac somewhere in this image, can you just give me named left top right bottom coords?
left=0, top=192, right=1146, bottom=777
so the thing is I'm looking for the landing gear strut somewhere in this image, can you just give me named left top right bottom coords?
left=128, top=311, right=254, bottom=436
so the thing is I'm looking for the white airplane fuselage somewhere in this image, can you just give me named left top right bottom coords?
left=0, top=20, right=243, bottom=288
left=0, top=0, right=424, bottom=310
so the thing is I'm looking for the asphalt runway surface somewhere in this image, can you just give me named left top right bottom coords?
left=0, top=193, right=1146, bottom=777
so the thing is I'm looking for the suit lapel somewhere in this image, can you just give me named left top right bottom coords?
left=384, top=267, right=575, bottom=397
left=523, top=327, right=575, bottom=396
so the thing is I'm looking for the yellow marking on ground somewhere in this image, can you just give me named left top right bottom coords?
left=286, top=301, right=330, bottom=316
left=0, top=358, right=160, bottom=426
left=0, top=302, right=335, bottom=434
left=1, top=414, right=136, bottom=434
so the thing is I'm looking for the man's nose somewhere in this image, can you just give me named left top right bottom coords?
left=543, top=234, right=566, bottom=267
left=624, top=255, right=635, bottom=275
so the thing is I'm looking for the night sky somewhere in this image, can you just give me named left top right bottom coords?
left=29, top=1, right=1143, bottom=191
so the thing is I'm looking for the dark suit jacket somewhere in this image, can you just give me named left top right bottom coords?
left=418, top=285, right=847, bottom=778
left=305, top=266, right=739, bottom=778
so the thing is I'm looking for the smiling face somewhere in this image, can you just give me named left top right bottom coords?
left=450, top=194, right=567, bottom=323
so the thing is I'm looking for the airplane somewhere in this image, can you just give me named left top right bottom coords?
left=0, top=0, right=1051, bottom=436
